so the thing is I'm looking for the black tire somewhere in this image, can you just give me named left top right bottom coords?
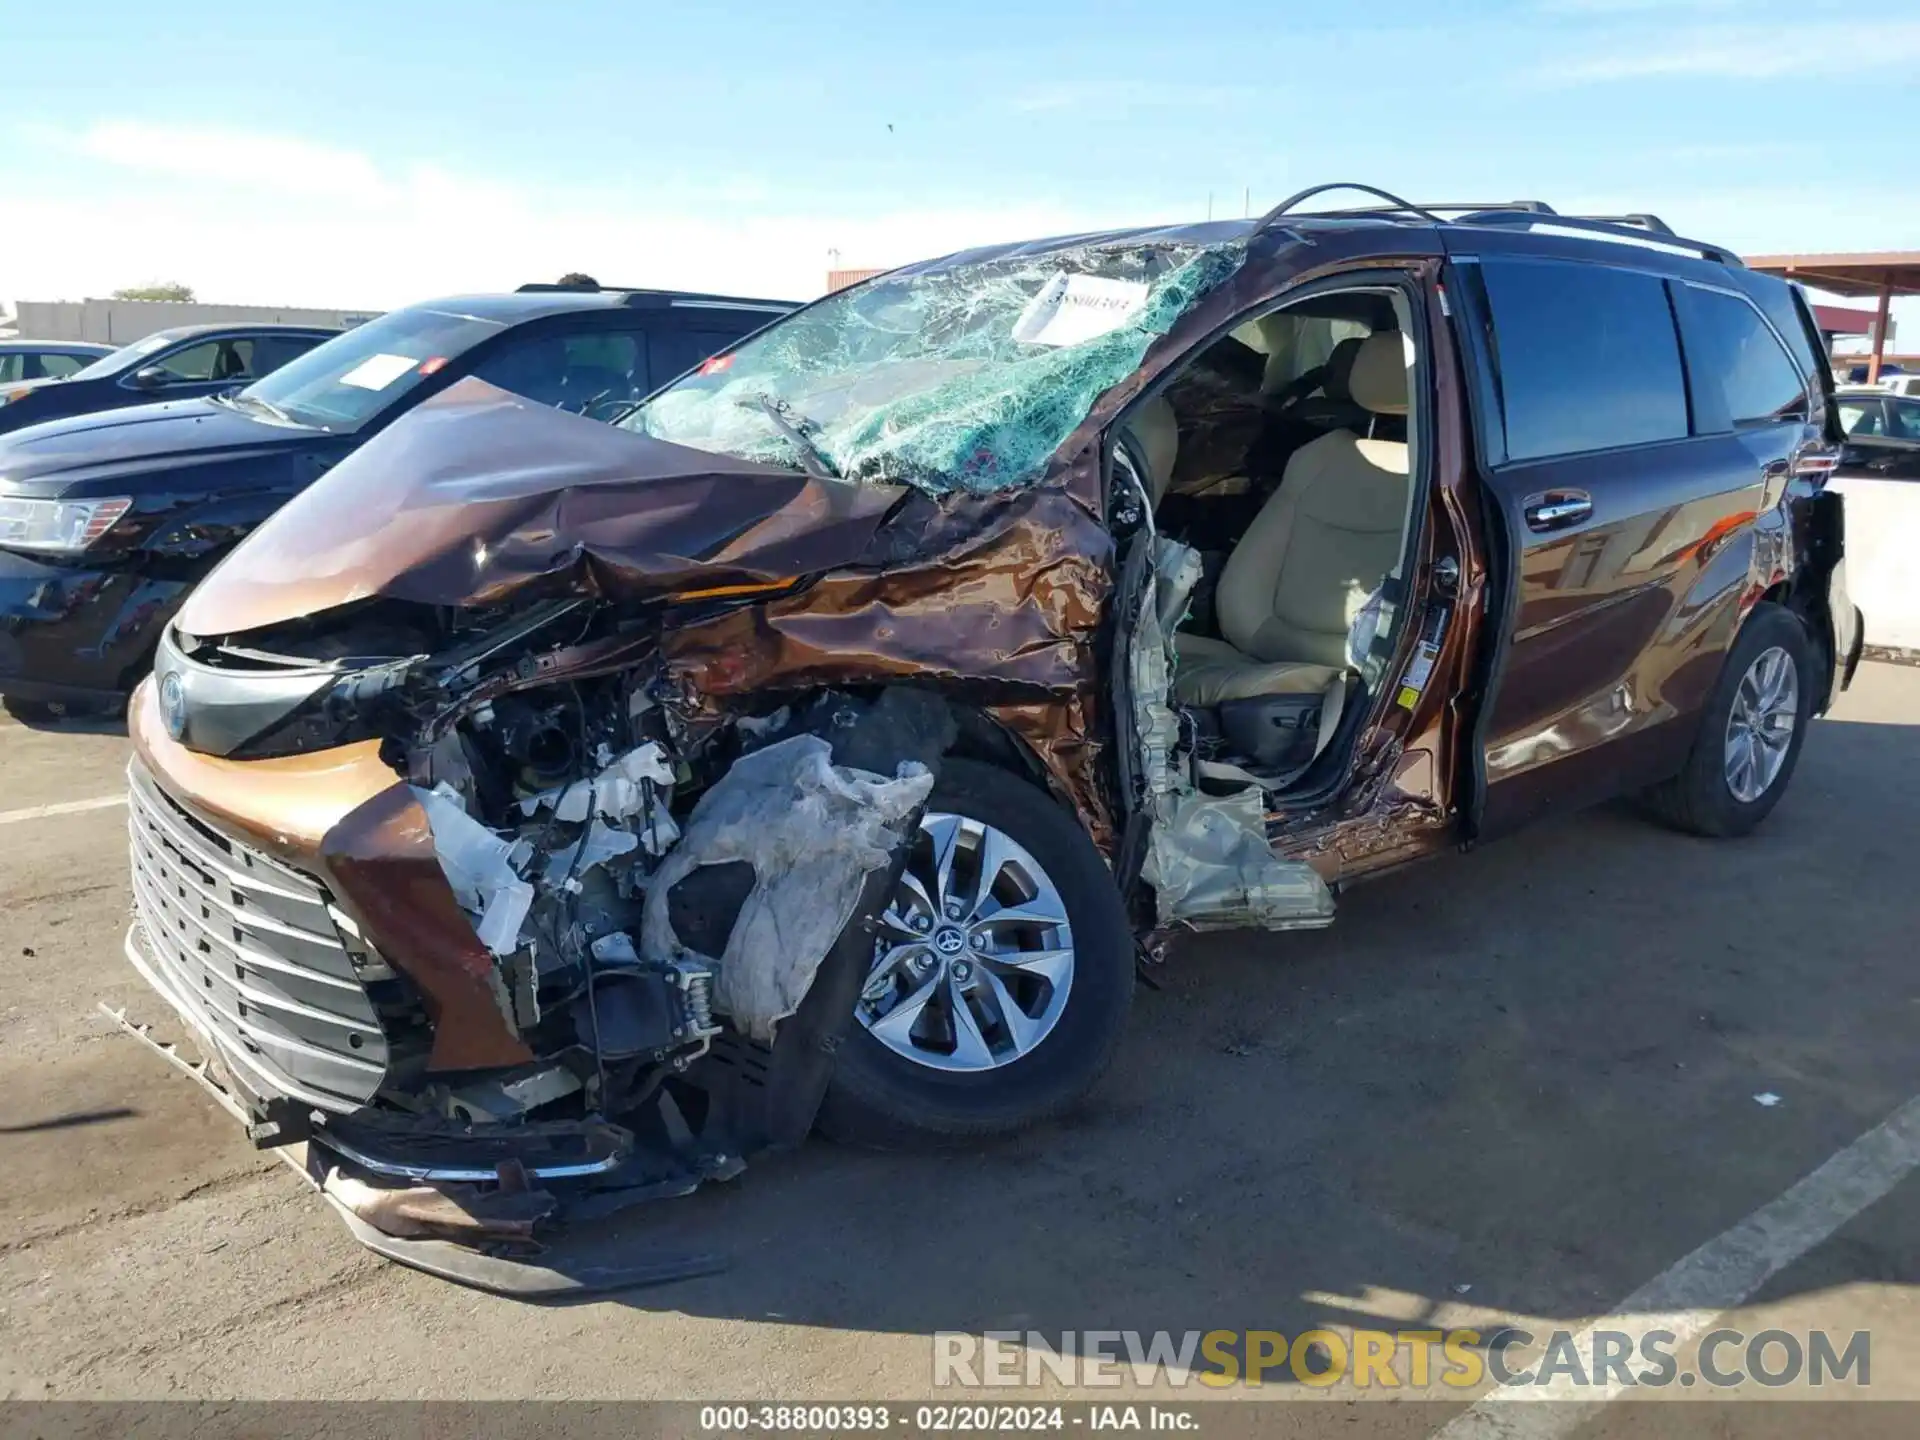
left=1, top=696, right=59, bottom=724
left=1, top=694, right=123, bottom=725
left=817, top=758, right=1134, bottom=1148
left=1643, top=602, right=1815, bottom=838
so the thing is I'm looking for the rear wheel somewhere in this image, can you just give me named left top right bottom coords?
left=1643, top=602, right=1814, bottom=838
left=818, top=758, right=1134, bottom=1147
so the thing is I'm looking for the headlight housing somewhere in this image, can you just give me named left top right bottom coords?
left=0, top=496, right=133, bottom=553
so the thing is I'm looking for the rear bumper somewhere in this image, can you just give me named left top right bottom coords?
left=0, top=547, right=182, bottom=701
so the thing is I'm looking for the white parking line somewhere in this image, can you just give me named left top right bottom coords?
left=1433, top=1090, right=1920, bottom=1437
left=0, top=794, right=126, bottom=826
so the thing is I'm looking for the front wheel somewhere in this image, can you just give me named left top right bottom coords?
left=817, top=758, right=1134, bottom=1147
left=1643, top=602, right=1815, bottom=838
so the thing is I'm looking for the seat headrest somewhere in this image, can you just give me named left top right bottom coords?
left=1322, top=335, right=1367, bottom=404
left=1348, top=331, right=1411, bottom=416
left=1122, top=395, right=1179, bottom=503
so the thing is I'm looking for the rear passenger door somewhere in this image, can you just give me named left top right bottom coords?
left=1455, top=254, right=1806, bottom=837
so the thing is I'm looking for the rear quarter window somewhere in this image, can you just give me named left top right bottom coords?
left=1479, top=257, right=1691, bottom=463
left=1675, top=285, right=1809, bottom=429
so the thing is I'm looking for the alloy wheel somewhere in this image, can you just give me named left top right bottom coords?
left=1724, top=644, right=1798, bottom=804
left=856, top=811, right=1076, bottom=1073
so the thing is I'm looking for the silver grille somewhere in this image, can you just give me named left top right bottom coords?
left=126, top=757, right=389, bottom=1114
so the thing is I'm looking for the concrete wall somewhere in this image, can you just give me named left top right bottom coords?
left=8, top=298, right=377, bottom=345
left=1832, top=475, right=1920, bottom=652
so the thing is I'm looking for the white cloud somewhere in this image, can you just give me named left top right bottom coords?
left=1545, top=20, right=1920, bottom=81
left=4, top=121, right=1141, bottom=309
left=71, top=121, right=395, bottom=204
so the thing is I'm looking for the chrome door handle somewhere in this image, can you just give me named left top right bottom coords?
left=1523, top=490, right=1593, bottom=531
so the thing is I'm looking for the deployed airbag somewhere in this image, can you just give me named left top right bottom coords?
left=640, top=734, right=933, bottom=1041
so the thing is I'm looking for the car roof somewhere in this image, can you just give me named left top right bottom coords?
left=418, top=288, right=798, bottom=324
left=902, top=207, right=1754, bottom=288
left=0, top=338, right=113, bottom=352
left=134, top=322, right=341, bottom=341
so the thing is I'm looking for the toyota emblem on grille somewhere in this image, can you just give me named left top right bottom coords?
left=158, top=671, right=186, bottom=740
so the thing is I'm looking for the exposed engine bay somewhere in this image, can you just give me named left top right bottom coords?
left=147, top=596, right=956, bottom=1292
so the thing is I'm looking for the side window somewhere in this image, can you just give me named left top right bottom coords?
left=0, top=355, right=23, bottom=383
left=1838, top=400, right=1885, bottom=437
left=647, top=327, right=751, bottom=388
left=1478, top=258, right=1690, bottom=462
left=1888, top=401, right=1920, bottom=442
left=559, top=331, right=645, bottom=416
left=214, top=339, right=256, bottom=381
left=1678, top=286, right=1809, bottom=429
left=149, top=339, right=243, bottom=383
left=250, top=334, right=325, bottom=376
left=471, top=333, right=573, bottom=409
left=470, top=329, right=648, bottom=417
left=39, top=353, right=89, bottom=378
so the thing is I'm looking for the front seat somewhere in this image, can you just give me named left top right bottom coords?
left=1174, top=330, right=1413, bottom=706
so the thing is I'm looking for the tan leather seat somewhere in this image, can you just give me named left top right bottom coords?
left=1174, top=331, right=1412, bottom=706
left=1121, top=395, right=1179, bottom=505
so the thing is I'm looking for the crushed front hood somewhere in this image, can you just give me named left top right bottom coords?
left=177, top=379, right=907, bottom=638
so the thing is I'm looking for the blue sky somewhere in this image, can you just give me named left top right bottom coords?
left=3, top=0, right=1917, bottom=329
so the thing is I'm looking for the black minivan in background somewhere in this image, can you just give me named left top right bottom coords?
left=0, top=285, right=793, bottom=718
left=0, top=324, right=339, bottom=435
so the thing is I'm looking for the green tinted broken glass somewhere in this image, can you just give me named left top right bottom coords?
left=629, top=240, right=1245, bottom=495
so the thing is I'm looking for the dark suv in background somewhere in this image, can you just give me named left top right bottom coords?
left=0, top=324, right=338, bottom=435
left=0, top=285, right=793, bottom=718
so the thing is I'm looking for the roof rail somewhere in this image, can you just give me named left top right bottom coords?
left=1450, top=208, right=1739, bottom=265
left=1246, top=186, right=1737, bottom=267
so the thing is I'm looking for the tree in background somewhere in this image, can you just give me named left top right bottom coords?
left=112, top=282, right=196, bottom=302
left=555, top=273, right=600, bottom=290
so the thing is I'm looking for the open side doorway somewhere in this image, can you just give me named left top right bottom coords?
left=1106, top=269, right=1474, bottom=933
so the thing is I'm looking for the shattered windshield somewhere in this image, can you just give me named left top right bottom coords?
left=625, top=240, right=1243, bottom=495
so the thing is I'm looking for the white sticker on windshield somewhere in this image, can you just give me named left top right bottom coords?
left=1011, top=274, right=1150, bottom=348
left=338, top=353, right=420, bottom=390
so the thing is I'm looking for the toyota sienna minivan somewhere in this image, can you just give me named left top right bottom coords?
left=111, top=188, right=1863, bottom=1290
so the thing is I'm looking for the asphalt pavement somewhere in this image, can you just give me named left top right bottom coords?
left=3, top=665, right=1918, bottom=1432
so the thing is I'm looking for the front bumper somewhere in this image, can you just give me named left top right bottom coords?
left=115, top=759, right=741, bottom=1294
left=0, top=546, right=185, bottom=702
left=114, top=686, right=899, bottom=1293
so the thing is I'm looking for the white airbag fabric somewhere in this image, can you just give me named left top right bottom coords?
left=640, top=734, right=933, bottom=1042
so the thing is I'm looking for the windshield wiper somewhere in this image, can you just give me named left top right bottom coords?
left=740, top=393, right=839, bottom=480
left=226, top=391, right=301, bottom=426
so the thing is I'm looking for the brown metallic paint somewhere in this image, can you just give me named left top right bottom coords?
left=1473, top=427, right=1799, bottom=838
left=179, top=378, right=904, bottom=638
left=129, top=678, right=399, bottom=865
left=320, top=785, right=536, bottom=1072
left=132, top=680, right=535, bottom=1072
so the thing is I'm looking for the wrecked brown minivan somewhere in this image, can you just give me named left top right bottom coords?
left=114, top=189, right=1863, bottom=1292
